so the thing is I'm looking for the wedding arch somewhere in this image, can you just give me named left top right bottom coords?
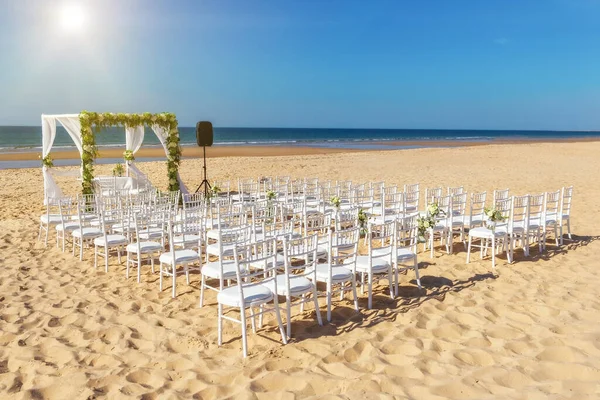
left=41, top=111, right=189, bottom=201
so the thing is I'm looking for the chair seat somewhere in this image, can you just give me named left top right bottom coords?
left=72, top=227, right=103, bottom=239
left=308, top=263, right=353, bottom=283
left=56, top=222, right=79, bottom=232
left=206, top=242, right=236, bottom=257
left=217, top=283, right=273, bottom=308
left=173, top=234, right=201, bottom=247
left=127, top=241, right=162, bottom=253
left=395, top=247, right=416, bottom=261
left=371, top=214, right=398, bottom=224
left=202, top=260, right=241, bottom=279
left=249, top=253, right=285, bottom=270
left=265, top=274, right=313, bottom=296
left=159, top=249, right=200, bottom=264
left=469, top=226, right=508, bottom=239
left=206, top=227, right=236, bottom=240
left=41, top=214, right=62, bottom=225
left=439, top=216, right=466, bottom=227
left=372, top=247, right=394, bottom=258
left=110, top=221, right=135, bottom=231
left=94, top=234, right=128, bottom=247
left=354, top=256, right=391, bottom=273
left=138, top=227, right=164, bottom=240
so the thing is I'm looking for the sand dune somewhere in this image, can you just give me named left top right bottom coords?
left=0, top=141, right=599, bottom=399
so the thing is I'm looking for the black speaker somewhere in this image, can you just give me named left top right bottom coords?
left=196, top=121, right=213, bottom=147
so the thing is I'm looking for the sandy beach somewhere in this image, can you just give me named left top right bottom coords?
left=1, top=141, right=599, bottom=399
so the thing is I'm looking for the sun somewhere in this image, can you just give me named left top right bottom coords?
left=59, top=3, right=86, bottom=32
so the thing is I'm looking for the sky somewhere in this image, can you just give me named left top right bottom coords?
left=0, top=0, right=599, bottom=130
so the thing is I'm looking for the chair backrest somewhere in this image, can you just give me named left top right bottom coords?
left=215, top=225, right=252, bottom=260
left=335, top=206, right=359, bottom=231
left=493, top=188, right=510, bottom=203
left=304, top=212, right=332, bottom=239
left=493, top=197, right=512, bottom=229
left=451, top=193, right=468, bottom=217
left=468, top=191, right=487, bottom=226
left=404, top=190, right=419, bottom=213
left=367, top=220, right=396, bottom=260
left=403, top=183, right=419, bottom=194
left=396, top=214, right=418, bottom=253
left=448, top=186, right=465, bottom=195
left=561, top=186, right=573, bottom=217
left=528, top=193, right=545, bottom=223
left=282, top=234, right=319, bottom=289
left=382, top=191, right=405, bottom=216
left=234, top=239, right=280, bottom=288
left=432, top=194, right=452, bottom=224
left=544, top=190, right=561, bottom=222
left=510, top=195, right=529, bottom=231
left=425, top=187, right=443, bottom=204
left=56, top=197, right=75, bottom=226
left=327, top=227, right=360, bottom=275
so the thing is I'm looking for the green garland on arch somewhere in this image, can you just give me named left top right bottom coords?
left=79, top=111, right=182, bottom=195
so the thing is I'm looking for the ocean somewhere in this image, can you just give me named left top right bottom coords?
left=1, top=126, right=600, bottom=152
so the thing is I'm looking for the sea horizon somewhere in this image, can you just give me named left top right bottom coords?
left=1, top=125, right=600, bottom=152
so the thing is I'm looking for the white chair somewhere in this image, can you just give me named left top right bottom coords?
left=217, top=238, right=288, bottom=358
left=278, top=234, right=323, bottom=338
left=93, top=202, right=129, bottom=272
left=425, top=195, right=453, bottom=258
left=560, top=186, right=573, bottom=244
left=39, top=197, right=69, bottom=246
left=371, top=192, right=405, bottom=224
left=126, top=212, right=162, bottom=283
left=403, top=183, right=419, bottom=214
left=509, top=194, right=530, bottom=257
left=303, top=212, right=332, bottom=260
left=542, top=190, right=561, bottom=249
left=312, top=227, right=360, bottom=322
left=159, top=220, right=201, bottom=298
left=393, top=215, right=421, bottom=295
left=465, top=192, right=487, bottom=235
left=71, top=195, right=103, bottom=261
left=466, top=198, right=513, bottom=269
left=200, top=225, right=252, bottom=307
left=527, top=193, right=545, bottom=254
left=355, top=220, right=396, bottom=309
left=448, top=186, right=465, bottom=195
left=493, top=188, right=510, bottom=203
left=424, top=187, right=443, bottom=207
left=335, top=206, right=359, bottom=231
left=54, top=197, right=79, bottom=252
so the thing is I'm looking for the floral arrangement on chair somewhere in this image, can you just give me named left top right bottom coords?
left=484, top=206, right=506, bottom=231
left=358, top=208, right=369, bottom=236
left=113, top=163, right=125, bottom=177
left=330, top=196, right=341, bottom=209
left=211, top=183, right=221, bottom=195
left=266, top=190, right=277, bottom=201
left=123, top=150, right=135, bottom=162
left=40, top=155, right=54, bottom=168
left=417, top=202, right=445, bottom=242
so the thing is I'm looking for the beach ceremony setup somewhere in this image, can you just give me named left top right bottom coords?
left=3, top=0, right=600, bottom=398
left=36, top=112, right=578, bottom=359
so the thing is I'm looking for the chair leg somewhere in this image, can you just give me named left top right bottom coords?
left=312, top=288, right=323, bottom=326
left=286, top=295, right=292, bottom=339
left=250, top=307, right=257, bottom=334
left=240, top=306, right=248, bottom=358
left=351, top=277, right=359, bottom=312
left=126, top=253, right=130, bottom=278
left=273, top=299, right=288, bottom=345
left=466, top=235, right=472, bottom=264
left=387, top=268, right=395, bottom=300
left=414, top=257, right=422, bottom=290
left=491, top=236, right=496, bottom=269
left=567, top=219, right=571, bottom=239
left=94, top=245, right=98, bottom=269
left=199, top=274, right=206, bottom=307
left=105, top=245, right=109, bottom=273
left=368, top=272, right=373, bottom=309
left=172, top=264, right=176, bottom=298
left=326, top=284, right=332, bottom=322
left=217, top=303, right=223, bottom=346
left=137, top=254, right=142, bottom=283
left=159, top=262, right=163, bottom=291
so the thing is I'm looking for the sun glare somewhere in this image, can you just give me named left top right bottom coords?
left=59, top=3, right=86, bottom=32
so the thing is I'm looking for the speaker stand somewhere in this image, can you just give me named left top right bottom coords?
left=195, top=145, right=212, bottom=197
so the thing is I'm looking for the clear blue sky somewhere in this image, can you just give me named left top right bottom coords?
left=1, top=0, right=599, bottom=130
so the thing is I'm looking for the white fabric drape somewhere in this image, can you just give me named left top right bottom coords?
left=125, top=125, right=144, bottom=176
left=150, top=124, right=189, bottom=195
left=55, top=116, right=83, bottom=155
left=125, top=125, right=144, bottom=153
left=41, top=115, right=56, bottom=158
